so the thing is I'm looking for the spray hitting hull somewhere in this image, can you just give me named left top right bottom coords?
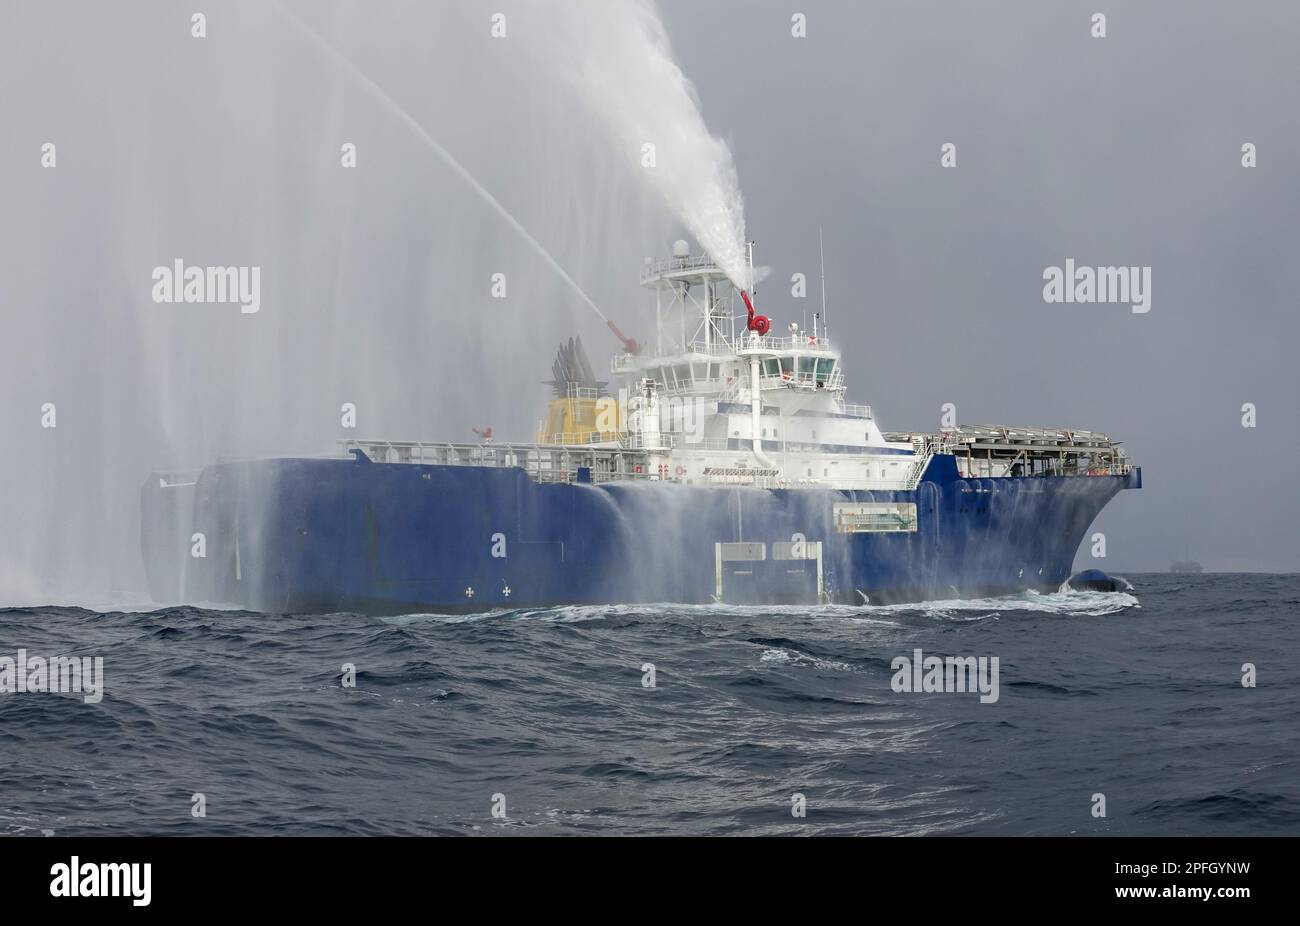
left=141, top=456, right=1140, bottom=614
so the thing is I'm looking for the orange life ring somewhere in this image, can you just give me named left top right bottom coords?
left=675, top=465, right=687, bottom=476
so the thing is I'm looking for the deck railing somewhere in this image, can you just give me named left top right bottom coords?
left=338, top=439, right=653, bottom=484
left=640, top=254, right=726, bottom=282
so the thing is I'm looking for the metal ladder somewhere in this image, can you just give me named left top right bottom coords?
left=904, top=437, right=933, bottom=490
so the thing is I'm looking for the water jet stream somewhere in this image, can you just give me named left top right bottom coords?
left=270, top=1, right=611, bottom=323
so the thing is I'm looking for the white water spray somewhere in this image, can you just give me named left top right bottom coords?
left=547, top=0, right=751, bottom=292
left=271, top=2, right=611, bottom=323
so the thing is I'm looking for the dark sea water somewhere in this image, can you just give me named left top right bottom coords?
left=2, top=573, right=1297, bottom=836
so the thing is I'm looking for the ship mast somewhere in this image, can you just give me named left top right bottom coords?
left=638, top=239, right=739, bottom=358
left=819, top=226, right=828, bottom=340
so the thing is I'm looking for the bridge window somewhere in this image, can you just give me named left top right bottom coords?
left=815, top=358, right=836, bottom=382
left=763, top=358, right=780, bottom=377
left=799, top=356, right=815, bottom=377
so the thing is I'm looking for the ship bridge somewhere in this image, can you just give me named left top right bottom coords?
left=590, top=241, right=905, bottom=487
left=617, top=241, right=851, bottom=405
left=612, top=336, right=849, bottom=402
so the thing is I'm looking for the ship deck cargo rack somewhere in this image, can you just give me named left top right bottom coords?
left=884, top=425, right=1134, bottom=478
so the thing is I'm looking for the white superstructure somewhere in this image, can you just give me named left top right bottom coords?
left=608, top=242, right=918, bottom=490
left=337, top=243, right=1132, bottom=491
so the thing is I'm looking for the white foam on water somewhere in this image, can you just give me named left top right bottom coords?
left=860, top=588, right=1140, bottom=619
left=383, top=612, right=497, bottom=626
left=1059, top=574, right=1135, bottom=592
left=383, top=587, right=1139, bottom=626
left=759, top=647, right=853, bottom=672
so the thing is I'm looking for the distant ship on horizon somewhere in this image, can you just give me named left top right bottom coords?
left=1170, top=560, right=1205, bottom=574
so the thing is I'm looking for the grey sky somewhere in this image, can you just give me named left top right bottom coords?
left=2, top=1, right=1297, bottom=603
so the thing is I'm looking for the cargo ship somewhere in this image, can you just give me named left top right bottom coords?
left=141, top=241, right=1140, bottom=613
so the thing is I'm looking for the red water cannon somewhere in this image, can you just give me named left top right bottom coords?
left=607, top=319, right=641, bottom=355
left=741, top=290, right=770, bottom=336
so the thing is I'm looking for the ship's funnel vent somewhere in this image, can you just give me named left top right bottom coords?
left=547, top=336, right=608, bottom=398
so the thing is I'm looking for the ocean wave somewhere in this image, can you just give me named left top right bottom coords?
left=5, top=574, right=1296, bottom=836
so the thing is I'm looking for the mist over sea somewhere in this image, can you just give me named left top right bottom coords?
left=2, top=573, right=1295, bottom=836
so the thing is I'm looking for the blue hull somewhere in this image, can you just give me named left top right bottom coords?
left=141, top=455, right=1140, bottom=613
